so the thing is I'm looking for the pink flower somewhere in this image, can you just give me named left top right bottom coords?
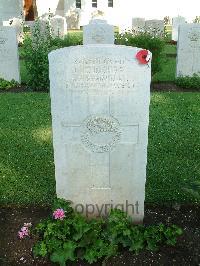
left=53, top=208, right=65, bottom=220
left=21, top=227, right=29, bottom=236
left=18, top=231, right=25, bottom=239
left=18, top=223, right=31, bottom=239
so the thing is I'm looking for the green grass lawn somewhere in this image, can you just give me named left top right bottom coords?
left=20, top=60, right=29, bottom=84
left=152, top=43, right=177, bottom=82
left=164, top=44, right=177, bottom=55
left=0, top=93, right=199, bottom=205
left=153, top=57, right=176, bottom=82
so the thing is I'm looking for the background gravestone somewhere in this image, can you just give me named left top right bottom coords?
left=83, top=19, right=114, bottom=45
left=177, top=23, right=200, bottom=77
left=31, top=18, right=51, bottom=43
left=145, top=20, right=164, bottom=36
left=50, top=15, right=67, bottom=39
left=172, top=16, right=186, bottom=41
left=0, top=0, right=23, bottom=22
left=0, top=26, right=20, bottom=82
left=132, top=18, right=145, bottom=33
left=49, top=21, right=151, bottom=223
left=9, top=17, right=23, bottom=43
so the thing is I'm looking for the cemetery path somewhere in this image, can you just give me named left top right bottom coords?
left=0, top=204, right=199, bottom=266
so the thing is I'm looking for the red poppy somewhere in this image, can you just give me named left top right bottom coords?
left=136, top=49, right=151, bottom=64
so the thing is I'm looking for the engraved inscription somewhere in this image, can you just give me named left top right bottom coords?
left=65, top=56, right=135, bottom=93
left=188, top=30, right=200, bottom=48
left=81, top=116, right=121, bottom=153
left=0, top=36, right=11, bottom=58
left=91, top=26, right=106, bottom=43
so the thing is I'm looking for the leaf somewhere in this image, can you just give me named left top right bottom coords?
left=33, top=241, right=47, bottom=257
left=50, top=241, right=77, bottom=266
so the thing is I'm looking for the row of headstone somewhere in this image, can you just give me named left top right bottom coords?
left=0, top=18, right=199, bottom=224
left=132, top=18, right=164, bottom=36
left=0, top=15, right=67, bottom=82
left=31, top=15, right=68, bottom=40
left=1, top=14, right=68, bottom=44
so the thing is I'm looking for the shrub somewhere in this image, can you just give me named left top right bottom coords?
left=32, top=199, right=183, bottom=265
left=0, top=78, right=19, bottom=90
left=175, top=74, right=200, bottom=90
left=23, top=23, right=83, bottom=91
left=115, top=31, right=166, bottom=75
left=22, top=19, right=52, bottom=91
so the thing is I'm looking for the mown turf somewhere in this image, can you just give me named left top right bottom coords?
left=164, top=44, right=177, bottom=55
left=153, top=57, right=176, bottom=82
left=146, top=92, right=200, bottom=203
left=0, top=93, right=55, bottom=205
left=0, top=93, right=199, bottom=205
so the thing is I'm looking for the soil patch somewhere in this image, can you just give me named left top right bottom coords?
left=0, top=85, right=30, bottom=93
left=0, top=204, right=199, bottom=265
left=151, top=82, right=200, bottom=92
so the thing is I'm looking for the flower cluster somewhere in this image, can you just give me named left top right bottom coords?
left=17, top=209, right=66, bottom=239
left=18, top=223, right=32, bottom=239
left=53, top=208, right=65, bottom=220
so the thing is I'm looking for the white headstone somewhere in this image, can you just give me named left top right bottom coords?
left=0, top=0, right=23, bottom=22
left=177, top=24, right=200, bottom=77
left=31, top=18, right=50, bottom=42
left=50, top=15, right=67, bottom=39
left=48, top=22, right=151, bottom=223
left=0, top=27, right=20, bottom=82
left=83, top=19, right=114, bottom=45
left=172, top=16, right=186, bottom=41
left=145, top=20, right=164, bottom=36
left=9, top=17, right=23, bottom=43
left=132, top=18, right=145, bottom=32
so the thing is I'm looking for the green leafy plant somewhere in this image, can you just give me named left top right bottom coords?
left=175, top=74, right=200, bottom=90
left=115, top=31, right=166, bottom=75
left=115, top=32, right=165, bottom=75
left=22, top=18, right=53, bottom=91
left=32, top=199, right=183, bottom=265
left=22, top=24, right=83, bottom=91
left=0, top=78, right=19, bottom=90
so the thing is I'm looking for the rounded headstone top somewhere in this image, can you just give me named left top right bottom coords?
left=83, top=19, right=114, bottom=45
left=90, top=19, right=107, bottom=24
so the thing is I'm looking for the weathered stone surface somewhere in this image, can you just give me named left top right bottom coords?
left=145, top=20, right=164, bottom=36
left=0, top=26, right=20, bottom=82
left=49, top=24, right=151, bottom=223
left=177, top=23, right=200, bottom=77
left=132, top=17, right=145, bottom=32
left=50, top=15, right=67, bottom=39
left=172, top=16, right=186, bottom=41
left=0, top=0, right=23, bottom=22
left=83, top=19, right=114, bottom=45
left=9, top=17, right=23, bottom=43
